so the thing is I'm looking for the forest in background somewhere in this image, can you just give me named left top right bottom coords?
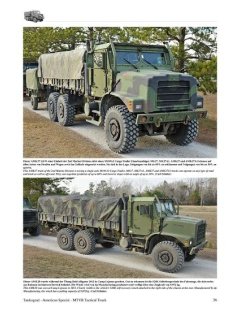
left=24, top=178, right=217, bottom=207
left=23, top=27, right=217, bottom=94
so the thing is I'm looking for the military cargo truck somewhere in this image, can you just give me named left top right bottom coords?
left=24, top=11, right=44, bottom=22
left=38, top=194, right=207, bottom=273
left=26, top=41, right=207, bottom=153
left=23, top=198, right=40, bottom=236
left=23, top=61, right=38, bottom=96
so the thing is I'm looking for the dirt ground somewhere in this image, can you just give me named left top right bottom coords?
left=23, top=94, right=216, bottom=157
left=23, top=245, right=163, bottom=278
left=24, top=109, right=118, bottom=158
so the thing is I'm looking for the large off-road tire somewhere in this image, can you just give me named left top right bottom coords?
left=57, top=94, right=75, bottom=126
left=165, top=119, right=199, bottom=146
left=185, top=253, right=196, bottom=262
left=74, top=230, right=95, bottom=255
left=28, top=225, right=41, bottom=236
left=47, top=92, right=60, bottom=122
left=152, top=241, right=184, bottom=273
left=57, top=228, right=75, bottom=251
left=101, top=242, right=114, bottom=248
left=31, top=96, right=38, bottom=110
left=104, top=105, right=139, bottom=153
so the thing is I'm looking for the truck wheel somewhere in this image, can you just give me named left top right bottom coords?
left=31, top=96, right=38, bottom=110
left=47, top=92, right=60, bottom=122
left=104, top=105, right=139, bottom=153
left=57, top=228, right=75, bottom=251
left=74, top=230, right=95, bottom=255
left=57, top=94, right=75, bottom=126
left=152, top=241, right=184, bottom=273
left=101, top=242, right=114, bottom=248
left=165, top=119, right=199, bottom=146
left=29, top=225, right=41, bottom=236
left=185, top=253, right=196, bottom=262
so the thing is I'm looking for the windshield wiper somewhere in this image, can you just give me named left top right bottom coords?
left=142, top=58, right=158, bottom=70
left=123, top=58, right=138, bottom=70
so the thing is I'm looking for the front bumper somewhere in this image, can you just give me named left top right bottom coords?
left=136, top=109, right=207, bottom=125
left=190, top=240, right=208, bottom=255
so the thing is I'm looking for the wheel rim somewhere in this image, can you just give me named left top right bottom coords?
left=59, top=103, right=64, bottom=118
left=109, top=119, right=121, bottom=141
left=77, top=237, right=87, bottom=249
left=60, top=235, right=69, bottom=246
left=158, top=250, right=173, bottom=266
left=49, top=101, right=54, bottom=115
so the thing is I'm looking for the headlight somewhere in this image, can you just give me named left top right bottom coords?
left=196, top=96, right=204, bottom=108
left=183, top=239, right=193, bottom=247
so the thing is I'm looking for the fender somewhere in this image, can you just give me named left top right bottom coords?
left=144, top=232, right=192, bottom=253
left=100, top=91, right=145, bottom=115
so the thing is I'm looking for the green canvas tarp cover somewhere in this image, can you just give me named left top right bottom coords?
left=26, top=68, right=39, bottom=90
left=38, top=48, right=85, bottom=79
left=38, top=195, right=122, bottom=222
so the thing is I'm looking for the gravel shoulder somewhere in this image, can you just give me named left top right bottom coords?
left=23, top=234, right=217, bottom=278
left=23, top=101, right=217, bottom=158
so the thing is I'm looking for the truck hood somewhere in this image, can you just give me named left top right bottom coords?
left=114, top=70, right=198, bottom=113
left=165, top=215, right=205, bottom=225
left=160, top=215, right=207, bottom=245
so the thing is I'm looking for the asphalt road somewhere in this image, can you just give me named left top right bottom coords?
left=23, top=235, right=217, bottom=278
left=24, top=101, right=217, bottom=158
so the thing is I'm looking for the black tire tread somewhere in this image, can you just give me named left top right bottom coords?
left=31, top=96, right=38, bottom=110
left=104, top=105, right=139, bottom=153
left=152, top=241, right=184, bottom=273
left=57, top=228, right=75, bottom=251
left=74, top=230, right=95, bottom=255
left=29, top=225, right=41, bottom=236
left=166, top=119, right=199, bottom=146
left=48, top=92, right=60, bottom=122
left=57, top=94, right=75, bottom=126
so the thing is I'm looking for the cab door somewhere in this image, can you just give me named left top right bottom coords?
left=92, top=51, right=108, bottom=97
left=131, top=202, right=153, bottom=236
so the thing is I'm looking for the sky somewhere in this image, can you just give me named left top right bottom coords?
left=69, top=176, right=203, bottom=194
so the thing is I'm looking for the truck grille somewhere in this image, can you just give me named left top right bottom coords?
left=24, top=210, right=37, bottom=223
left=157, top=80, right=190, bottom=108
left=196, top=223, right=206, bottom=243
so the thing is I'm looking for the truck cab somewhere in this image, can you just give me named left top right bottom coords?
left=86, top=42, right=206, bottom=153
left=23, top=198, right=40, bottom=236
left=127, top=195, right=207, bottom=265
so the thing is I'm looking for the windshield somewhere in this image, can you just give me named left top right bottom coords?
left=23, top=198, right=31, bottom=209
left=116, top=51, right=139, bottom=65
left=155, top=200, right=176, bottom=216
left=116, top=50, right=168, bottom=68
left=141, top=52, right=166, bottom=65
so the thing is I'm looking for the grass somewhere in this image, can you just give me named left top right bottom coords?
left=24, top=93, right=217, bottom=158
left=179, top=205, right=217, bottom=259
left=196, top=94, right=217, bottom=146
left=23, top=245, right=163, bottom=278
left=23, top=108, right=118, bottom=158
